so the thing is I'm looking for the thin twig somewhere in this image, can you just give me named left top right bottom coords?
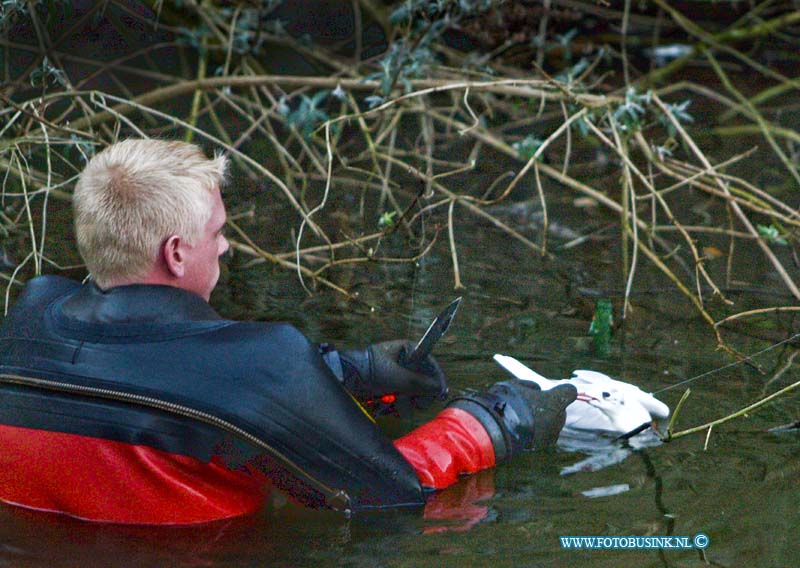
left=653, top=93, right=800, bottom=300
left=447, top=199, right=464, bottom=290
left=668, top=378, right=800, bottom=440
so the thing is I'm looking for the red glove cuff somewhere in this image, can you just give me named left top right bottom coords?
left=394, top=408, right=496, bottom=490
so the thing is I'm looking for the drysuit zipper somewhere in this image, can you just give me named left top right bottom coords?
left=0, top=372, right=351, bottom=513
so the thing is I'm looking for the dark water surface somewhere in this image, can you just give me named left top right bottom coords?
left=1, top=178, right=799, bottom=568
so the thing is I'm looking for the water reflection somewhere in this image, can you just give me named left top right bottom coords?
left=559, top=429, right=665, bottom=475
left=422, top=471, right=496, bottom=534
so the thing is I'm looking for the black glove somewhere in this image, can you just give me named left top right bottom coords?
left=326, top=340, right=448, bottom=415
left=447, top=380, right=576, bottom=462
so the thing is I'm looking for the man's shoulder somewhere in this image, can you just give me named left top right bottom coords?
left=21, top=275, right=81, bottom=299
left=7, top=275, right=80, bottom=315
left=215, top=319, right=309, bottom=347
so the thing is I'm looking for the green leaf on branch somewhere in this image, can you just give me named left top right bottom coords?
left=364, top=95, right=385, bottom=109
left=29, top=56, right=67, bottom=87
left=378, top=211, right=398, bottom=229
left=555, top=57, right=589, bottom=84
left=757, top=224, right=788, bottom=245
left=284, top=91, right=330, bottom=140
left=658, top=99, right=694, bottom=136
left=612, top=88, right=652, bottom=133
left=513, top=135, right=544, bottom=161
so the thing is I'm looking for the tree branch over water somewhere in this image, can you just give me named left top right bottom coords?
left=2, top=0, right=799, bottom=378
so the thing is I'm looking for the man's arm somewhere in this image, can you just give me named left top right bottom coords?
left=319, top=339, right=576, bottom=491
left=395, top=381, right=577, bottom=489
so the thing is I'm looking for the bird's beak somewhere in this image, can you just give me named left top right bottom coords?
left=576, top=392, right=598, bottom=403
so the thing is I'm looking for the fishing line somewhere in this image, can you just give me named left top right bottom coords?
left=653, top=332, right=800, bottom=394
left=407, top=187, right=428, bottom=339
left=408, top=169, right=445, bottom=339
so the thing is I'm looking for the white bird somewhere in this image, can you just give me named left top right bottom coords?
left=493, top=354, right=670, bottom=435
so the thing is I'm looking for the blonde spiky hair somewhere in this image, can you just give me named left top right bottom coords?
left=73, top=139, right=228, bottom=288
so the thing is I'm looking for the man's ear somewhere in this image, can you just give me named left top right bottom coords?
left=162, top=235, right=185, bottom=278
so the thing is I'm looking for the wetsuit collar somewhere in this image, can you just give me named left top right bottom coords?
left=59, top=282, right=222, bottom=325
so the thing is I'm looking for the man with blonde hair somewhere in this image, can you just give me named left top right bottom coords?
left=0, top=139, right=575, bottom=524
left=73, top=139, right=229, bottom=297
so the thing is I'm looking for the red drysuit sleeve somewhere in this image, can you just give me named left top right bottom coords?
left=394, top=407, right=496, bottom=489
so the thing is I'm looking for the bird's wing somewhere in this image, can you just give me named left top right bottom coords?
left=570, top=369, right=618, bottom=387
left=564, top=403, right=615, bottom=431
left=567, top=395, right=654, bottom=433
left=634, top=393, right=670, bottom=419
left=493, top=354, right=556, bottom=389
